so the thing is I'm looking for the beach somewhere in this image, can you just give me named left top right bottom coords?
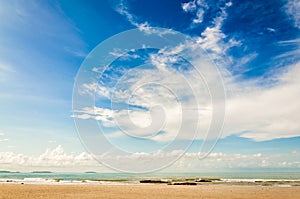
left=1, top=172, right=300, bottom=198
left=1, top=184, right=300, bottom=199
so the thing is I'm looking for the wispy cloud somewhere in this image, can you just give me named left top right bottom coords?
left=195, top=1, right=240, bottom=57
left=285, top=0, right=300, bottom=29
left=0, top=63, right=15, bottom=73
left=0, top=62, right=15, bottom=82
left=115, top=0, right=174, bottom=35
left=64, top=46, right=87, bottom=58
left=0, top=131, right=9, bottom=142
left=115, top=0, right=151, bottom=32
left=182, top=0, right=209, bottom=24
left=276, top=39, right=300, bottom=60
left=230, top=52, right=258, bottom=73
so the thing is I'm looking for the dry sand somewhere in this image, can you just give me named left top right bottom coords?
left=1, top=184, right=300, bottom=199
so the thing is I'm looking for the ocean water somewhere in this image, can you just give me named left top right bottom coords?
left=1, top=171, right=300, bottom=183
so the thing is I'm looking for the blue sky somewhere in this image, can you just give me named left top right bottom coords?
left=0, top=0, right=300, bottom=172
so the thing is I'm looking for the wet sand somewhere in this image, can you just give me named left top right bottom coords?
left=1, top=184, right=300, bottom=199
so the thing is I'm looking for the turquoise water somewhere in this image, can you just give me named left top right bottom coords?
left=1, top=171, right=300, bottom=181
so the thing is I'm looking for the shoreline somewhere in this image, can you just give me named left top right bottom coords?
left=1, top=177, right=300, bottom=186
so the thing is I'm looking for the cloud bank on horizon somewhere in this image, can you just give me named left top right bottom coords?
left=1, top=145, right=300, bottom=172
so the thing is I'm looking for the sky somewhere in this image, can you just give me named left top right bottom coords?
left=0, top=0, right=300, bottom=172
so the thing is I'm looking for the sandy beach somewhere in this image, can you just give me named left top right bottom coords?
left=1, top=184, right=300, bottom=199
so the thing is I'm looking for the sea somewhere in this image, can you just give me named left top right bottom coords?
left=1, top=171, right=300, bottom=185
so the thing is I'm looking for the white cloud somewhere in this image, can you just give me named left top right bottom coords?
left=79, top=82, right=111, bottom=99
left=182, top=0, right=209, bottom=24
left=75, top=27, right=300, bottom=142
left=0, top=145, right=97, bottom=167
left=285, top=0, right=300, bottom=29
left=182, top=1, right=197, bottom=12
left=223, top=61, right=300, bottom=141
left=92, top=67, right=101, bottom=73
left=195, top=1, right=240, bottom=57
left=109, top=48, right=127, bottom=57
left=76, top=58, right=300, bottom=142
left=74, top=1, right=300, bottom=143
left=267, top=27, right=276, bottom=32
left=193, top=8, right=205, bottom=23
left=73, top=106, right=116, bottom=127
left=74, top=50, right=216, bottom=142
